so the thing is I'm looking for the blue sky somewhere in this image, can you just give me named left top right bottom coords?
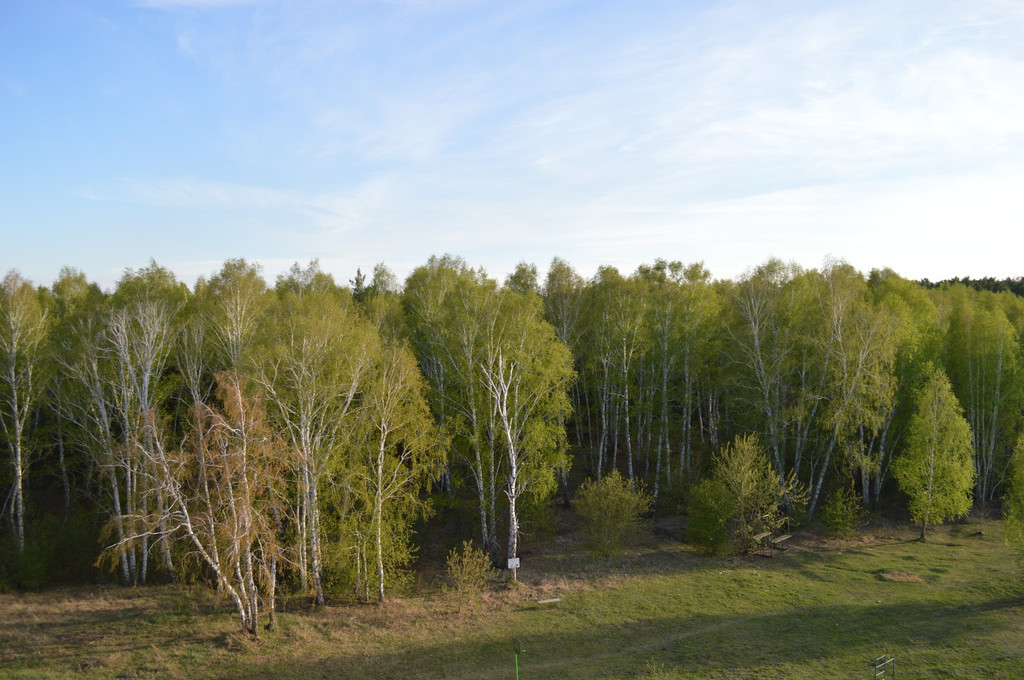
left=3, top=0, right=1023, bottom=290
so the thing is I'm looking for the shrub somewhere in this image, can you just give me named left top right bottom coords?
left=687, top=434, right=797, bottom=554
left=687, top=478, right=734, bottom=554
left=574, top=470, right=653, bottom=558
left=821, top=486, right=863, bottom=539
left=446, top=540, right=492, bottom=605
left=0, top=513, right=100, bottom=590
left=714, top=434, right=782, bottom=550
left=1004, top=434, right=1024, bottom=566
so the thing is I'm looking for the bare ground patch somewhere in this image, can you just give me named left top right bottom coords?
left=878, top=569, right=923, bottom=582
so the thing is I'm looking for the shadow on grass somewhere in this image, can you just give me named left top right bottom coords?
left=203, top=594, right=1023, bottom=680
left=0, top=587, right=231, bottom=671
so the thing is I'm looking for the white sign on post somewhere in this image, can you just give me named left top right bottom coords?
left=507, top=557, right=520, bottom=570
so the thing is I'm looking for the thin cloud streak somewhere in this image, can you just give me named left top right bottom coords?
left=5, top=1, right=1023, bottom=291
left=135, top=0, right=263, bottom=9
left=79, top=176, right=403, bottom=236
left=81, top=177, right=296, bottom=210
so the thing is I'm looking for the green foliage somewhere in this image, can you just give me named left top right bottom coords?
left=687, top=478, right=734, bottom=554
left=714, top=434, right=785, bottom=551
left=445, top=539, right=492, bottom=605
left=1003, top=434, right=1024, bottom=566
left=503, top=261, right=540, bottom=295
left=941, top=285, right=1021, bottom=504
left=574, top=470, right=653, bottom=558
left=402, top=259, right=573, bottom=572
left=821, top=485, right=864, bottom=539
left=893, top=366, right=975, bottom=539
left=346, top=342, right=445, bottom=602
left=517, top=484, right=558, bottom=542
left=200, top=257, right=268, bottom=367
left=0, top=512, right=99, bottom=590
left=921, top=275, right=1024, bottom=298
left=274, top=259, right=345, bottom=300
left=1, top=270, right=51, bottom=557
left=687, top=435, right=795, bottom=554
left=8, top=252, right=1024, bottom=621
left=0, top=533, right=56, bottom=591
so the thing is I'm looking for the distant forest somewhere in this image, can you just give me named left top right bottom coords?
left=2, top=255, right=1023, bottom=628
left=920, top=276, right=1024, bottom=298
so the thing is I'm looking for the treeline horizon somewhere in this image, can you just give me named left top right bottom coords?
left=2, top=254, right=1023, bottom=628
left=919, top=275, right=1024, bottom=298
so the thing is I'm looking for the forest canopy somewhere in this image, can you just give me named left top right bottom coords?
left=2, top=256, right=1023, bottom=632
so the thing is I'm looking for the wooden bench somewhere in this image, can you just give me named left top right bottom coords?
left=770, top=534, right=792, bottom=552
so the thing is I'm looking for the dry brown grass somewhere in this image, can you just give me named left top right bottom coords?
left=0, top=517, right=1021, bottom=679
left=880, top=570, right=923, bottom=582
left=0, top=516, right=655, bottom=678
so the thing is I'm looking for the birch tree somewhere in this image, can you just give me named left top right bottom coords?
left=634, top=261, right=680, bottom=498
left=634, top=260, right=719, bottom=496
left=350, top=343, right=443, bottom=602
left=581, top=267, right=647, bottom=481
left=0, top=271, right=49, bottom=556
left=53, top=263, right=184, bottom=584
left=50, top=277, right=134, bottom=582
left=727, top=260, right=808, bottom=498
left=361, top=263, right=406, bottom=341
left=542, top=258, right=586, bottom=439
left=892, top=366, right=974, bottom=539
left=45, top=269, right=104, bottom=525
left=864, top=269, right=941, bottom=507
left=404, top=257, right=502, bottom=557
left=943, top=288, right=1020, bottom=504
left=202, top=258, right=269, bottom=370
left=542, top=257, right=587, bottom=501
left=479, top=288, right=573, bottom=579
left=504, top=262, right=540, bottom=296
left=672, top=264, right=720, bottom=477
left=809, top=261, right=899, bottom=515
left=256, top=285, right=378, bottom=605
left=105, top=372, right=285, bottom=635
left=106, top=263, right=186, bottom=581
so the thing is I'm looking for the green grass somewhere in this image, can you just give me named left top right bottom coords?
left=1, top=518, right=1021, bottom=679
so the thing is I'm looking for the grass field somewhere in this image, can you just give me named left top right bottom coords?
left=1, top=516, right=1021, bottom=679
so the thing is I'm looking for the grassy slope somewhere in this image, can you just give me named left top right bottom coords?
left=1, top=518, right=1021, bottom=679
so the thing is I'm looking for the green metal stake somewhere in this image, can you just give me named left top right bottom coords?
left=512, top=638, right=523, bottom=680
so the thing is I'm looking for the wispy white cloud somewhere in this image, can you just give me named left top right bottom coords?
left=497, top=0, right=1024, bottom=201
left=3, top=79, right=25, bottom=98
left=78, top=175, right=403, bottom=236
left=15, top=0, right=1024, bottom=291
left=362, top=0, right=491, bottom=13
left=81, top=177, right=297, bottom=210
left=136, top=0, right=263, bottom=9
left=130, top=0, right=1024, bottom=242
